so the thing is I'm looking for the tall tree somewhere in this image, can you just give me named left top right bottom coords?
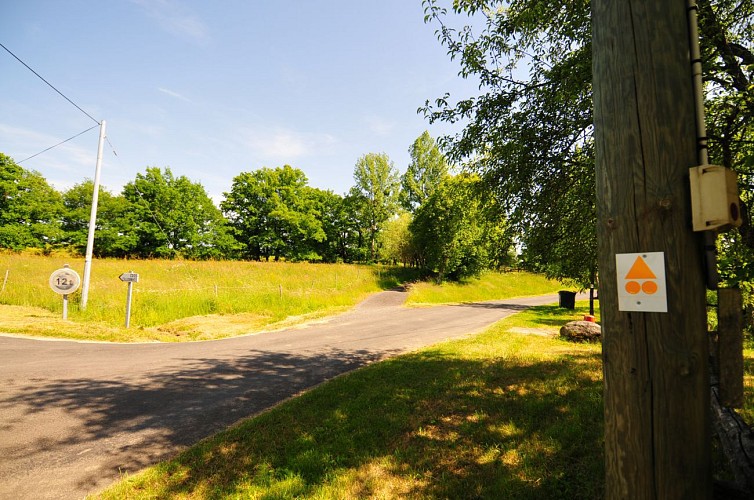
left=221, top=165, right=325, bottom=261
left=123, top=167, right=235, bottom=259
left=401, top=131, right=449, bottom=212
left=422, top=0, right=593, bottom=285
left=411, top=173, right=510, bottom=281
left=342, top=188, right=371, bottom=262
left=699, top=0, right=754, bottom=170
left=697, top=0, right=754, bottom=295
left=308, top=188, right=365, bottom=263
left=61, top=181, right=137, bottom=257
left=379, top=212, right=414, bottom=266
left=0, top=153, right=64, bottom=250
left=351, top=153, right=400, bottom=261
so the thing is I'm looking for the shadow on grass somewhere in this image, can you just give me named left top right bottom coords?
left=454, top=302, right=532, bottom=311
left=519, top=304, right=596, bottom=327
left=95, top=344, right=605, bottom=498
left=1, top=302, right=603, bottom=498
left=375, top=266, right=428, bottom=290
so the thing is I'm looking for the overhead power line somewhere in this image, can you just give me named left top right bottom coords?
left=17, top=124, right=100, bottom=163
left=0, top=42, right=100, bottom=125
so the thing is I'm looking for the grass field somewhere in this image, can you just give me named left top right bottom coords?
left=94, top=303, right=605, bottom=499
left=406, top=270, right=565, bottom=305
left=0, top=253, right=563, bottom=342
left=0, top=252, right=422, bottom=342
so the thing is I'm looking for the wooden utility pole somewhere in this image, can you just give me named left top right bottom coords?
left=592, top=1, right=711, bottom=498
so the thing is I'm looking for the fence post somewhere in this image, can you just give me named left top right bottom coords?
left=718, top=288, right=744, bottom=408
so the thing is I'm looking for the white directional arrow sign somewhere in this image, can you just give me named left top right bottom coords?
left=119, top=271, right=139, bottom=328
left=119, top=272, right=139, bottom=283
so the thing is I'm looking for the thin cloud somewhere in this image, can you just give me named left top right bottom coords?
left=158, top=87, right=192, bottom=102
left=237, top=126, right=338, bottom=164
left=364, top=115, right=395, bottom=137
left=130, top=0, right=209, bottom=44
left=0, top=123, right=100, bottom=193
left=0, top=124, right=94, bottom=169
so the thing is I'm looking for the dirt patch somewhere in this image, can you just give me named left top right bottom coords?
left=158, top=313, right=270, bottom=340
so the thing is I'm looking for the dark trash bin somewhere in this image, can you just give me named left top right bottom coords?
left=558, top=290, right=576, bottom=309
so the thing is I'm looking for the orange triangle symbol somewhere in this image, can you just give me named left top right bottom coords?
left=625, top=256, right=657, bottom=280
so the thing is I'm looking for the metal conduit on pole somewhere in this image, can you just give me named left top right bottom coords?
left=687, top=0, right=720, bottom=289
left=81, top=119, right=106, bottom=310
left=688, top=0, right=708, bottom=166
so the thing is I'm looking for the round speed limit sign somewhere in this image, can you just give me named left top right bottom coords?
left=49, top=267, right=81, bottom=295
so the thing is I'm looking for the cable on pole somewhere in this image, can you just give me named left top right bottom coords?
left=0, top=42, right=100, bottom=125
left=17, top=124, right=100, bottom=163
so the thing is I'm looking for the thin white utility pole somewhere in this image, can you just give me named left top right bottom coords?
left=80, top=119, right=106, bottom=310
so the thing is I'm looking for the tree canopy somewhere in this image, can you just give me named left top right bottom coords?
left=0, top=154, right=64, bottom=250
left=222, top=165, right=325, bottom=261
left=122, top=167, right=236, bottom=259
left=0, top=128, right=515, bottom=278
left=411, top=173, right=511, bottom=281
left=422, top=0, right=752, bottom=288
left=61, top=180, right=136, bottom=258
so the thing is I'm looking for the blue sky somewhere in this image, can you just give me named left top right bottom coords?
left=1, top=1, right=478, bottom=202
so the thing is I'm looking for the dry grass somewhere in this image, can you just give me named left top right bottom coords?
left=0, top=251, right=414, bottom=342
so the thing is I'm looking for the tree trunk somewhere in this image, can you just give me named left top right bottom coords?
left=592, top=1, right=711, bottom=498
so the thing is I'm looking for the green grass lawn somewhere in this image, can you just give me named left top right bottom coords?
left=406, top=270, right=564, bottom=305
left=94, top=303, right=605, bottom=499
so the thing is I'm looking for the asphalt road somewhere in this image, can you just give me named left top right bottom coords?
left=0, top=290, right=560, bottom=499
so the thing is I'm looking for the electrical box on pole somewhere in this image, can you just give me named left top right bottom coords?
left=689, top=165, right=743, bottom=232
left=593, top=1, right=711, bottom=498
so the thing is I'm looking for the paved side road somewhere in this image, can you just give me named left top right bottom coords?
left=0, top=291, right=559, bottom=499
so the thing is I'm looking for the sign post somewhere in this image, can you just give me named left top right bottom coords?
left=119, top=271, right=139, bottom=328
left=49, top=265, right=81, bottom=320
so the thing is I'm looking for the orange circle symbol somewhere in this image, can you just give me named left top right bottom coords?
left=642, top=281, right=658, bottom=295
left=625, top=281, right=641, bottom=294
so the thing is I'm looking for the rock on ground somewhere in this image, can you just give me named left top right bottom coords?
left=560, top=321, right=601, bottom=342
